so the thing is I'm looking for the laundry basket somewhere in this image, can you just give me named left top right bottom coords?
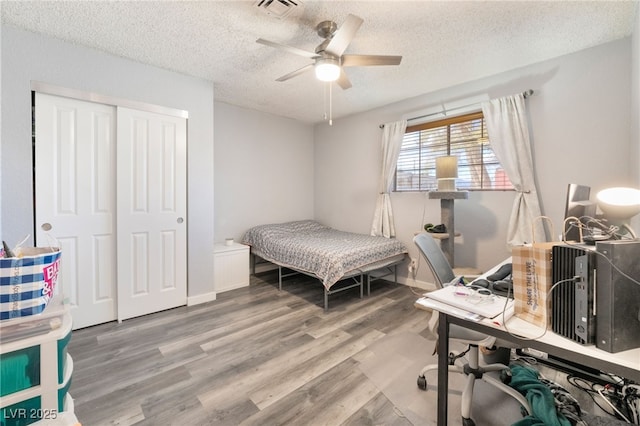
left=0, top=247, right=62, bottom=320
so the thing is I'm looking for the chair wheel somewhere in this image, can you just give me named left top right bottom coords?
left=500, top=368, right=512, bottom=384
left=462, top=417, right=476, bottom=426
left=417, top=375, right=427, bottom=390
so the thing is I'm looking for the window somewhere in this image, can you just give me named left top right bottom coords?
left=394, top=112, right=514, bottom=191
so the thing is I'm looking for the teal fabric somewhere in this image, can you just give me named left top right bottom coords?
left=509, top=365, right=571, bottom=426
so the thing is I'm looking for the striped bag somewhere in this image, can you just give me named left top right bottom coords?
left=0, top=247, right=62, bottom=320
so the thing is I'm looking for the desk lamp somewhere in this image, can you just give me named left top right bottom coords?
left=596, top=187, right=640, bottom=238
left=435, top=156, right=458, bottom=191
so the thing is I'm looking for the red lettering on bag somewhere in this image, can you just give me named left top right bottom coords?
left=42, top=258, right=60, bottom=298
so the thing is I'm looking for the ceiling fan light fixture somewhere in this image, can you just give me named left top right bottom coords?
left=315, top=58, right=340, bottom=82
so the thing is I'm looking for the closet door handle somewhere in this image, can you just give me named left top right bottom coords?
left=41, top=223, right=53, bottom=231
left=177, top=217, right=184, bottom=224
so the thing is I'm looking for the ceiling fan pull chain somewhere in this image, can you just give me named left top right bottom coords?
left=329, top=81, right=333, bottom=126
left=323, top=81, right=328, bottom=121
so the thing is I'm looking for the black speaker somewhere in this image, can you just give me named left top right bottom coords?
left=595, top=239, right=640, bottom=353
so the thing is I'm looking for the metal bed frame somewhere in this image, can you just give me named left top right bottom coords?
left=250, top=251, right=405, bottom=311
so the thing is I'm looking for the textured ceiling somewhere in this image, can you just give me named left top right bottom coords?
left=2, top=1, right=638, bottom=124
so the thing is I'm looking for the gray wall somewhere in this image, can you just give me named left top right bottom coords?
left=2, top=20, right=637, bottom=296
left=213, top=102, right=315, bottom=242
left=633, top=5, right=640, bottom=186
left=632, top=6, right=640, bottom=233
left=314, top=38, right=634, bottom=287
left=1, top=25, right=215, bottom=300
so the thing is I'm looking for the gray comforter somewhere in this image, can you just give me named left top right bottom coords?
left=241, top=220, right=408, bottom=290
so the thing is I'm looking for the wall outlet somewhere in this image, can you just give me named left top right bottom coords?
left=408, top=258, right=418, bottom=278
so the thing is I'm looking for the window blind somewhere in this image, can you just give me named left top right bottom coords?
left=395, top=112, right=513, bottom=191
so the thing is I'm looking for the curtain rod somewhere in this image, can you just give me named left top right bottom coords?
left=379, top=89, right=534, bottom=129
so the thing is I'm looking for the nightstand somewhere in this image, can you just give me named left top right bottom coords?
left=214, top=242, right=250, bottom=293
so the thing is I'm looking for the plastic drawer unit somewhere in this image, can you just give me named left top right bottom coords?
left=0, top=295, right=73, bottom=426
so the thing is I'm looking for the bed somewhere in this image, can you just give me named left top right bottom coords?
left=241, top=220, right=408, bottom=310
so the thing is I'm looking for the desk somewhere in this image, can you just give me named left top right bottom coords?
left=430, top=265, right=640, bottom=426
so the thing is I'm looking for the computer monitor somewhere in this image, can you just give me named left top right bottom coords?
left=563, top=184, right=597, bottom=242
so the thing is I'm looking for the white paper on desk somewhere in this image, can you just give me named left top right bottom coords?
left=416, top=297, right=484, bottom=322
left=425, top=285, right=514, bottom=319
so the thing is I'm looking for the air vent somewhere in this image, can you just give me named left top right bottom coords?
left=254, top=0, right=301, bottom=19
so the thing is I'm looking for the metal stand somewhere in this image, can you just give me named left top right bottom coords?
left=428, top=191, right=468, bottom=267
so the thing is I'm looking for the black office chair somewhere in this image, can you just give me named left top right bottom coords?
left=414, top=233, right=531, bottom=426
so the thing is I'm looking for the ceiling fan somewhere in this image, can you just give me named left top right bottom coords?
left=256, top=14, right=402, bottom=90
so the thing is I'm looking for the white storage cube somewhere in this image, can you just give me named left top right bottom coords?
left=214, top=242, right=250, bottom=293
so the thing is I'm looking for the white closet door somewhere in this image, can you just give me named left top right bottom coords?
left=35, top=93, right=117, bottom=329
left=116, top=107, right=187, bottom=321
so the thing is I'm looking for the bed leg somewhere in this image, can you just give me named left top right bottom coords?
left=360, top=274, right=364, bottom=299
left=366, top=274, right=371, bottom=296
left=324, top=290, right=329, bottom=312
left=394, top=264, right=398, bottom=284
left=278, top=265, right=283, bottom=291
left=251, top=253, right=256, bottom=276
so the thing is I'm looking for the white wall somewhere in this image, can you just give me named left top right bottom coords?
left=315, top=38, right=633, bottom=287
left=632, top=5, right=640, bottom=233
left=2, top=23, right=636, bottom=296
left=0, top=21, right=3, bottom=234
left=0, top=25, right=215, bottom=298
left=214, top=102, right=314, bottom=242
left=633, top=5, right=640, bottom=184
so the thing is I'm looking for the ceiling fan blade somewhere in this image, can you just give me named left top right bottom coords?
left=336, top=69, right=352, bottom=90
left=342, top=54, right=403, bottom=67
left=325, top=14, right=363, bottom=57
left=256, top=38, right=318, bottom=59
left=276, top=63, right=314, bottom=82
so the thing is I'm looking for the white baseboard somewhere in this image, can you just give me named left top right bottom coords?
left=187, top=291, right=217, bottom=306
left=397, top=276, right=437, bottom=292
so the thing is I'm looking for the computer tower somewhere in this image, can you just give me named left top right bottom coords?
left=595, top=240, right=640, bottom=353
left=551, top=245, right=596, bottom=345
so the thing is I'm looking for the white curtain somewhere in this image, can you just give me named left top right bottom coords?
left=482, top=94, right=545, bottom=246
left=371, top=120, right=407, bottom=238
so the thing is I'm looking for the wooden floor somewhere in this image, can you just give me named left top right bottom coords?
left=69, top=271, right=435, bottom=425
left=68, top=270, right=624, bottom=426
